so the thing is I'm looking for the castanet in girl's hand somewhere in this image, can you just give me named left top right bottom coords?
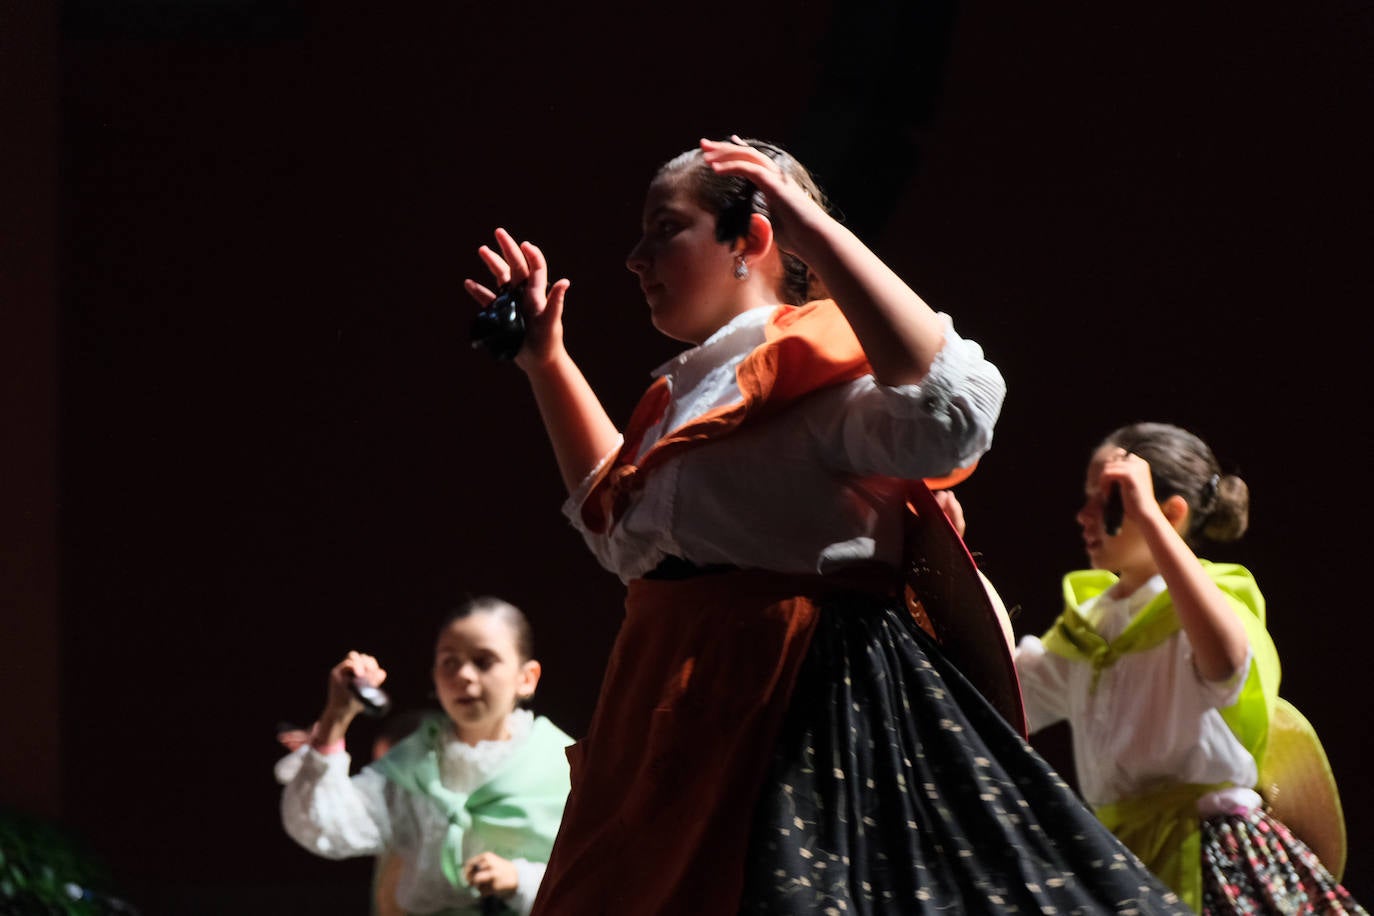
left=470, top=282, right=526, bottom=361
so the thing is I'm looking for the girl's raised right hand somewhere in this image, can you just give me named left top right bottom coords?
left=463, top=227, right=572, bottom=372
left=325, top=650, right=387, bottom=718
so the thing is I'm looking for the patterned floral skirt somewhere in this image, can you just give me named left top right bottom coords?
left=1202, top=810, right=1366, bottom=915
left=739, top=594, right=1193, bottom=915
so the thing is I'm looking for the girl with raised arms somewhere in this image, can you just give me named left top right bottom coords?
left=465, top=137, right=1192, bottom=913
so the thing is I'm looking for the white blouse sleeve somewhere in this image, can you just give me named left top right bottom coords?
left=1190, top=642, right=1253, bottom=709
left=507, top=859, right=548, bottom=916
left=280, top=749, right=392, bottom=859
left=560, top=437, right=624, bottom=528
left=1014, top=635, right=1074, bottom=734
left=273, top=745, right=308, bottom=786
left=804, top=316, right=1006, bottom=479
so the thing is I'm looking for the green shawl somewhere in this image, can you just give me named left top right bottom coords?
left=1039, top=560, right=1278, bottom=911
left=372, top=714, right=573, bottom=890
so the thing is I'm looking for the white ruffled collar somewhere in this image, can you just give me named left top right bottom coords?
left=1086, top=574, right=1167, bottom=641
left=438, top=708, right=534, bottom=794
left=636, top=307, right=775, bottom=459
left=649, top=305, right=774, bottom=384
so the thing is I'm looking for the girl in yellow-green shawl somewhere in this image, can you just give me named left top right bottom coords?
left=1015, top=422, right=1363, bottom=914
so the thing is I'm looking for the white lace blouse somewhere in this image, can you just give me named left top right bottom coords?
left=279, top=709, right=547, bottom=915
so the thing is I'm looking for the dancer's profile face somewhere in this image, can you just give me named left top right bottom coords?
left=432, top=612, right=540, bottom=744
left=625, top=173, right=743, bottom=345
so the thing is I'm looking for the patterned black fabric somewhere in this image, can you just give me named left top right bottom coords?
left=740, top=595, right=1193, bottom=915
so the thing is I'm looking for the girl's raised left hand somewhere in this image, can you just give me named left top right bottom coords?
left=699, top=136, right=827, bottom=257
left=1099, top=449, right=1165, bottom=528
left=463, top=227, right=571, bottom=373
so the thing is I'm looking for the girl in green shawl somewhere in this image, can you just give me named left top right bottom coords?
left=280, top=596, right=573, bottom=915
left=1015, top=422, right=1363, bottom=914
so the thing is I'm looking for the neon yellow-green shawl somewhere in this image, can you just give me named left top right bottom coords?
left=372, top=714, right=573, bottom=891
left=1040, top=561, right=1279, bottom=911
left=1094, top=780, right=1229, bottom=910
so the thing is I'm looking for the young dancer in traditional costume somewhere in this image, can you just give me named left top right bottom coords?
left=465, top=136, right=1191, bottom=913
left=280, top=596, right=572, bottom=915
left=1015, top=422, right=1364, bottom=913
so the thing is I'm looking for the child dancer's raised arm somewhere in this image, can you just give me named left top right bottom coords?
left=464, top=229, right=620, bottom=494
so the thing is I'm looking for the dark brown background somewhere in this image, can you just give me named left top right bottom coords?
left=4, top=1, right=1371, bottom=912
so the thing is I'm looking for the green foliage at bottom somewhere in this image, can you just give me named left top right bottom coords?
left=0, top=809, right=136, bottom=915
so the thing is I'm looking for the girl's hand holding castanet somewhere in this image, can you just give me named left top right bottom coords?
left=463, top=227, right=571, bottom=372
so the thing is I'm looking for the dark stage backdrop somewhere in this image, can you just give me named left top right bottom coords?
left=22, top=0, right=1374, bottom=911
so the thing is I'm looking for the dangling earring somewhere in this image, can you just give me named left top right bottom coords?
left=733, top=256, right=749, bottom=280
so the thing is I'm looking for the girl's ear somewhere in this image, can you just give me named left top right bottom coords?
left=1161, top=494, right=1190, bottom=534
left=517, top=659, right=542, bottom=700
left=736, top=212, right=775, bottom=261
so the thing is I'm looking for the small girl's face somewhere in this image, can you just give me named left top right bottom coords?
left=625, top=172, right=746, bottom=344
left=432, top=613, right=540, bottom=744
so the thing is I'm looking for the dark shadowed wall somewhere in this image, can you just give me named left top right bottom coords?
left=2, top=1, right=1369, bottom=911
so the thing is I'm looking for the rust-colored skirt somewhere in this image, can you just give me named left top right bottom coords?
left=528, top=568, right=1191, bottom=915
left=528, top=568, right=860, bottom=915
